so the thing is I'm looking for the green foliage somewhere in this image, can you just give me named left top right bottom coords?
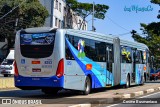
left=132, top=0, right=160, bottom=68
left=150, top=0, right=160, bottom=18
left=78, top=52, right=86, bottom=58
left=66, top=0, right=109, bottom=20
left=0, top=0, right=49, bottom=48
left=132, top=22, right=160, bottom=68
left=150, top=0, right=160, bottom=4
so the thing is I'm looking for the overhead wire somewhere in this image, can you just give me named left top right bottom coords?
left=106, top=15, right=130, bottom=32
left=0, top=0, right=26, bottom=20
left=118, top=32, right=131, bottom=36
left=106, top=15, right=149, bottom=37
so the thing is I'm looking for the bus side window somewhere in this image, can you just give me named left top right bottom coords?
left=121, top=46, right=132, bottom=63
left=96, top=42, right=106, bottom=62
left=142, top=51, right=147, bottom=64
left=135, top=50, right=142, bottom=64
left=65, top=35, right=75, bottom=60
left=121, top=46, right=126, bottom=63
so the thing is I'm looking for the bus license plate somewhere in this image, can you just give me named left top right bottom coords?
left=32, top=68, right=41, bottom=72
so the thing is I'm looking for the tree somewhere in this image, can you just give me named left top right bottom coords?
left=132, top=0, right=160, bottom=68
left=0, top=0, right=49, bottom=49
left=66, top=0, right=109, bottom=30
left=151, top=0, right=160, bottom=4
left=151, top=0, right=160, bottom=18
left=132, top=22, right=160, bottom=56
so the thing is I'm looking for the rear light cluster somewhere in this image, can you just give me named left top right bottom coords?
left=56, top=58, right=64, bottom=78
left=14, top=61, right=19, bottom=76
left=13, top=59, right=64, bottom=78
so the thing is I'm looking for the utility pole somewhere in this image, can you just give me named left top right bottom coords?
left=14, top=18, right=19, bottom=34
left=50, top=0, right=54, bottom=27
left=92, top=2, right=95, bottom=31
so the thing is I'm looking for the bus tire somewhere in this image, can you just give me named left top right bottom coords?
left=144, top=73, right=146, bottom=82
left=82, top=76, right=91, bottom=95
left=141, top=75, right=145, bottom=85
left=42, top=88, right=59, bottom=95
left=125, top=75, right=130, bottom=88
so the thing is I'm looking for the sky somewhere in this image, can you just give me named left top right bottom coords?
left=78, top=0, right=159, bottom=41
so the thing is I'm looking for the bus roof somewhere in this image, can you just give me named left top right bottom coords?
left=20, top=27, right=149, bottom=50
left=20, top=27, right=54, bottom=33
left=65, top=29, right=149, bottom=50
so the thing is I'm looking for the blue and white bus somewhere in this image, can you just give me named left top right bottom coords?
left=14, top=27, right=149, bottom=95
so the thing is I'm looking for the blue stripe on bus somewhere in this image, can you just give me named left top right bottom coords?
left=66, top=38, right=112, bottom=88
left=15, top=75, right=64, bottom=87
left=120, top=80, right=126, bottom=85
left=136, top=65, right=143, bottom=84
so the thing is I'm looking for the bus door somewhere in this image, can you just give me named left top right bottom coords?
left=131, top=48, right=136, bottom=84
left=106, top=44, right=113, bottom=85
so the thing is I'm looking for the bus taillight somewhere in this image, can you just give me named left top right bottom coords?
left=56, top=58, right=64, bottom=78
left=14, top=61, right=19, bottom=76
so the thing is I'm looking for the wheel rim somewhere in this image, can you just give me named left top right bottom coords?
left=85, top=77, right=91, bottom=92
left=126, top=76, right=129, bottom=87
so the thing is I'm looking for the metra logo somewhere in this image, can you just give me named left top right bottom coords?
left=67, top=61, right=72, bottom=65
left=45, top=35, right=53, bottom=44
left=78, top=39, right=86, bottom=58
left=23, top=35, right=32, bottom=43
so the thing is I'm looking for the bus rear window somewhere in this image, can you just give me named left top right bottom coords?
left=2, top=59, right=14, bottom=65
left=20, top=33, right=55, bottom=58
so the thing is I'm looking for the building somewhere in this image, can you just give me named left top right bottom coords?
left=39, top=0, right=87, bottom=30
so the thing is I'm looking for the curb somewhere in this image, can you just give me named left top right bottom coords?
left=68, top=87, right=160, bottom=107
left=144, top=89, right=155, bottom=93
left=69, top=104, right=91, bottom=107
left=0, top=87, right=18, bottom=90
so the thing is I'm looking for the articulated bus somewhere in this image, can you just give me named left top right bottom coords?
left=14, top=27, right=149, bottom=95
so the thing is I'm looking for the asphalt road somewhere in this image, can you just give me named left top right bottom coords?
left=107, top=92, right=160, bottom=107
left=0, top=83, right=160, bottom=106
left=146, top=80, right=160, bottom=83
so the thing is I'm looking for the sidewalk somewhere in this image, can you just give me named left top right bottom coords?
left=0, top=82, right=160, bottom=107
left=68, top=83, right=160, bottom=107
left=27, top=83, right=160, bottom=107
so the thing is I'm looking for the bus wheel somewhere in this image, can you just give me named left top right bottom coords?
left=42, top=88, right=59, bottom=95
left=125, top=75, right=130, bottom=88
left=144, top=73, right=146, bottom=82
left=4, top=74, right=8, bottom=77
left=141, top=76, right=145, bottom=85
left=82, top=76, right=91, bottom=95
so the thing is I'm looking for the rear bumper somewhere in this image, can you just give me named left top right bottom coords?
left=14, top=75, right=64, bottom=89
left=0, top=70, right=13, bottom=74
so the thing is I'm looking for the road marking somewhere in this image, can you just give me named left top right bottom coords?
left=106, top=104, right=119, bottom=107
left=139, top=91, right=160, bottom=98
left=106, top=91, right=160, bottom=107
